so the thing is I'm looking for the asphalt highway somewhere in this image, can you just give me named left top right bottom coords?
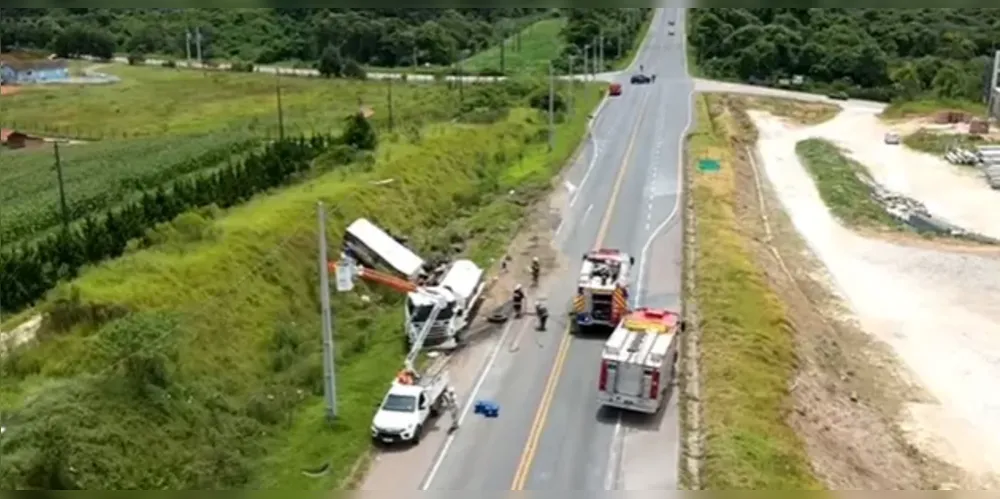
left=419, top=5, right=693, bottom=491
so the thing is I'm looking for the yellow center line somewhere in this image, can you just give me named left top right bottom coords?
left=509, top=89, right=655, bottom=490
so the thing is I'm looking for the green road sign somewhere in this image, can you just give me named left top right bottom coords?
left=698, top=159, right=721, bottom=172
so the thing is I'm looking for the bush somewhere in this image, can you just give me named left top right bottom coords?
left=127, top=51, right=145, bottom=66
left=229, top=61, right=255, bottom=73
left=342, top=58, right=366, bottom=80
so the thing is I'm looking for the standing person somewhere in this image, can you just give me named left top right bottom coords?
left=535, top=299, right=549, bottom=331
left=512, top=284, right=525, bottom=318
left=530, top=257, right=541, bottom=287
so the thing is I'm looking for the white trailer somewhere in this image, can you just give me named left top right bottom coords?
left=597, top=308, right=682, bottom=414
left=344, top=218, right=425, bottom=280
left=371, top=370, right=452, bottom=445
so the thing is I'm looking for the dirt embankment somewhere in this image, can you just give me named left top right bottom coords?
left=689, top=94, right=950, bottom=489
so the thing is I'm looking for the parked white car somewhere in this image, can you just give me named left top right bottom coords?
left=884, top=132, right=901, bottom=145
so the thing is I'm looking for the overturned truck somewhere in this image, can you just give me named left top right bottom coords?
left=342, top=218, right=486, bottom=350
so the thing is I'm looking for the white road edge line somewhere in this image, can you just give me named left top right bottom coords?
left=420, top=318, right=517, bottom=490
left=570, top=134, right=602, bottom=208
left=603, top=7, right=695, bottom=490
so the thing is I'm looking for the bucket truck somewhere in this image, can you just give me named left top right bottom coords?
left=337, top=218, right=486, bottom=350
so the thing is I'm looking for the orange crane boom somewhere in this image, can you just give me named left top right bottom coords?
left=328, top=261, right=418, bottom=294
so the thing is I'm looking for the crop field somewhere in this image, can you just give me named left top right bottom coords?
left=461, top=18, right=568, bottom=75
left=0, top=131, right=257, bottom=244
left=0, top=64, right=460, bottom=139
left=0, top=82, right=605, bottom=489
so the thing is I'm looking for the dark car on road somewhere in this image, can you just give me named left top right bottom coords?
left=630, top=74, right=652, bottom=84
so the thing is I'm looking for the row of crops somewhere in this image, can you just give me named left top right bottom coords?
left=0, top=131, right=347, bottom=313
left=0, top=132, right=260, bottom=245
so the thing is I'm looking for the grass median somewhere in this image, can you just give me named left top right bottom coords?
left=687, top=94, right=821, bottom=489
left=0, top=81, right=605, bottom=489
left=795, top=139, right=899, bottom=229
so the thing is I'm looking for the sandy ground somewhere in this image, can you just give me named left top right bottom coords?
left=0, top=85, right=19, bottom=96
left=808, top=107, right=1000, bottom=240
left=751, top=109, right=1000, bottom=487
left=0, top=315, right=42, bottom=356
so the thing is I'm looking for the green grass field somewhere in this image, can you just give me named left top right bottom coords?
left=0, top=64, right=457, bottom=139
left=795, top=139, right=900, bottom=229
left=903, top=128, right=1000, bottom=156
left=880, top=98, right=986, bottom=120
left=461, top=18, right=567, bottom=75
left=0, top=76, right=605, bottom=489
left=0, top=132, right=257, bottom=245
left=688, top=94, right=821, bottom=489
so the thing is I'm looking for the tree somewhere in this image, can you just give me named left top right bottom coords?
left=890, top=63, right=923, bottom=100
left=688, top=8, right=1000, bottom=101
left=342, top=57, right=367, bottom=80
left=127, top=50, right=144, bottom=66
left=53, top=25, right=115, bottom=59
left=317, top=44, right=343, bottom=78
left=341, top=113, right=377, bottom=151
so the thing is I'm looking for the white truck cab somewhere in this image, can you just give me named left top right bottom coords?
left=405, top=259, right=485, bottom=350
left=598, top=308, right=682, bottom=414
left=371, top=371, right=450, bottom=445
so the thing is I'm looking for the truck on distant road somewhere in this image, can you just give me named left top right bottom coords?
left=573, top=249, right=633, bottom=331
left=371, top=369, right=452, bottom=445
left=597, top=308, right=682, bottom=414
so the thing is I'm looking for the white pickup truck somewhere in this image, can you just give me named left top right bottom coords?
left=371, top=371, right=451, bottom=445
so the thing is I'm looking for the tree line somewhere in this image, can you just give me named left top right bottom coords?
left=0, top=114, right=377, bottom=313
left=688, top=8, right=999, bottom=102
left=0, top=8, right=546, bottom=67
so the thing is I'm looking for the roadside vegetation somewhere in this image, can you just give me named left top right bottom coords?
left=795, top=139, right=900, bottom=229
left=688, top=9, right=997, bottom=104
left=902, top=129, right=1000, bottom=156
left=0, top=68, right=604, bottom=488
left=687, top=94, right=821, bottom=489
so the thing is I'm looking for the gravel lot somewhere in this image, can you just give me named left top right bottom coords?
left=752, top=109, right=1000, bottom=485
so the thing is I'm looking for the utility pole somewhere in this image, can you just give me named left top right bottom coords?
left=617, top=34, right=622, bottom=60
left=583, top=45, right=589, bottom=83
left=53, top=142, right=69, bottom=231
left=412, top=46, right=417, bottom=74
left=185, top=29, right=192, bottom=66
left=567, top=54, right=575, bottom=114
left=548, top=61, right=555, bottom=153
left=275, top=71, right=285, bottom=140
left=195, top=27, right=203, bottom=67
left=599, top=32, right=604, bottom=73
left=499, top=32, right=506, bottom=74
left=989, top=50, right=1000, bottom=120
left=317, top=202, right=338, bottom=421
left=387, top=77, right=394, bottom=132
